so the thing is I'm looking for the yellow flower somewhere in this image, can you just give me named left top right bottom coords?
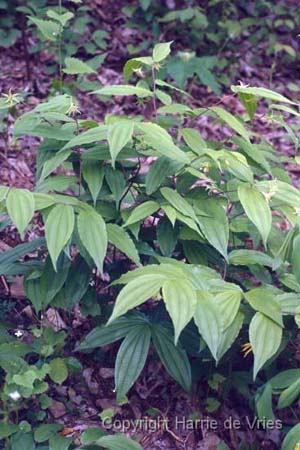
left=241, top=342, right=253, bottom=357
left=294, top=443, right=300, bottom=450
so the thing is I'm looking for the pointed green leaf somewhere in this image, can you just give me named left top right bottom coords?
left=45, top=204, right=74, bottom=270
left=107, top=223, right=140, bottom=265
left=92, top=85, right=153, bottom=98
left=194, top=291, right=222, bottom=361
left=152, top=324, right=192, bottom=392
left=211, top=106, right=250, bottom=142
left=29, top=17, right=60, bottom=41
left=245, top=288, right=283, bottom=327
left=231, top=85, right=296, bottom=105
left=124, top=201, right=160, bottom=227
left=49, top=358, right=68, bottom=385
left=109, top=274, right=165, bottom=323
left=63, top=57, right=96, bottom=75
left=162, top=279, right=197, bottom=344
left=77, top=209, right=107, bottom=273
left=6, top=188, right=35, bottom=237
left=278, top=378, right=300, bottom=409
left=115, top=325, right=151, bottom=402
left=82, top=161, right=104, bottom=205
left=238, top=184, right=272, bottom=246
left=217, top=312, right=244, bottom=361
left=146, top=157, right=182, bottom=195
left=108, top=121, right=134, bottom=166
left=153, top=41, right=173, bottom=63
left=249, top=312, right=282, bottom=380
left=282, top=424, right=300, bottom=450
left=61, top=125, right=107, bottom=151
left=182, top=128, right=205, bottom=155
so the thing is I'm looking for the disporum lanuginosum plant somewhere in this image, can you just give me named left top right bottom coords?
left=1, top=42, right=300, bottom=447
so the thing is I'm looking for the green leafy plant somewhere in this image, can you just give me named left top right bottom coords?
left=1, top=42, right=300, bottom=449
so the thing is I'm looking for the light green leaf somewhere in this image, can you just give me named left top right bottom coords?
left=238, top=92, right=257, bottom=119
left=45, top=204, right=74, bottom=270
left=291, top=234, right=300, bottom=284
left=108, top=120, right=134, bottom=166
left=34, top=424, right=63, bottom=443
left=162, top=279, right=197, bottom=344
left=49, top=358, right=68, bottom=384
left=63, top=57, right=96, bottom=75
left=29, top=17, right=60, bottom=41
left=217, top=312, right=244, bottom=361
left=49, top=434, right=72, bottom=450
left=137, top=122, right=190, bottom=164
left=160, top=187, right=197, bottom=222
left=77, top=209, right=107, bottom=273
left=0, top=423, right=19, bottom=439
left=282, top=424, right=300, bottom=450
left=181, top=128, right=205, bottom=155
left=46, top=10, right=74, bottom=26
left=153, top=41, right=173, bottom=63
left=107, top=223, right=140, bottom=265
left=61, top=125, right=107, bottom=151
left=245, top=288, right=283, bottom=327
left=194, top=291, right=222, bottom=361
left=214, top=290, right=242, bottom=330
left=231, top=85, right=296, bottom=105
left=228, top=249, right=273, bottom=267
left=238, top=184, right=272, bottom=247
left=146, top=157, right=182, bottom=195
left=0, top=185, right=9, bottom=201
left=249, top=312, right=282, bottom=380
left=41, top=149, right=72, bottom=180
left=92, top=85, right=153, bottom=98
left=82, top=161, right=104, bottom=205
left=115, top=325, right=151, bottom=402
left=152, top=324, right=192, bottom=392
left=124, top=201, right=160, bottom=227
left=211, top=106, right=250, bottom=142
left=278, top=378, right=300, bottom=409
left=108, top=274, right=165, bottom=323
left=6, top=188, right=35, bottom=237
left=196, top=199, right=229, bottom=260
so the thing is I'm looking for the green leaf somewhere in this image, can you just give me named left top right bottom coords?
left=82, top=161, right=104, bottom=205
left=238, top=184, right=272, bottom=247
left=63, top=255, right=91, bottom=308
left=24, top=276, right=43, bottom=314
left=278, top=378, right=300, bottom=409
left=108, top=120, right=134, bottom=167
left=49, top=358, right=68, bottom=384
left=214, top=290, right=242, bottom=330
left=238, top=93, right=257, bottom=119
left=0, top=423, right=19, bottom=439
left=81, top=428, right=106, bottom=444
left=245, top=288, right=283, bottom=327
left=231, top=85, right=296, bottom=105
left=152, top=324, right=192, bottom=392
left=162, top=279, right=197, bottom=344
left=0, top=185, right=9, bottom=201
left=96, top=435, right=142, bottom=450
left=217, top=311, right=244, bottom=361
left=34, top=424, right=63, bottom=443
left=77, top=316, right=146, bottom=350
left=157, top=217, right=178, bottom=256
left=196, top=199, right=229, bottom=260
left=108, top=274, right=165, bottom=323
left=228, top=249, right=273, bottom=267
left=6, top=188, right=35, bottom=237
left=47, top=10, right=74, bottom=26
left=270, top=369, right=300, bottom=390
left=255, top=383, right=274, bottom=421
left=45, top=204, right=74, bottom=270
left=282, top=424, right=300, bottom=450
left=63, top=57, right=96, bottom=75
left=211, top=106, right=250, bottom=142
left=194, top=291, right=222, bottom=361
left=153, top=41, right=173, bottom=63
left=137, top=122, right=190, bottom=164
left=181, top=128, right=206, bottom=155
left=29, top=17, right=60, bottom=41
left=160, top=187, right=198, bottom=222
left=249, top=312, right=282, bottom=380
left=291, top=235, right=300, bottom=284
left=115, top=325, right=151, bottom=402
left=124, top=201, right=160, bottom=227
left=49, top=434, right=73, bottom=450
left=0, top=238, right=45, bottom=275
left=92, top=85, right=153, bottom=98
left=146, top=157, right=182, bottom=195
left=61, top=125, right=107, bottom=151
left=41, top=149, right=72, bottom=181
left=11, top=432, right=35, bottom=450
left=77, top=209, right=107, bottom=273
left=107, top=223, right=140, bottom=265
